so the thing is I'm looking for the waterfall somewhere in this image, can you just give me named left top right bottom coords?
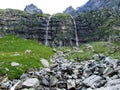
left=45, top=16, right=52, bottom=46
left=70, top=15, right=79, bottom=47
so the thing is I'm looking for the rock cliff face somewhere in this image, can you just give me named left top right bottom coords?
left=63, top=6, right=78, bottom=17
left=75, top=9, right=120, bottom=42
left=0, top=8, right=120, bottom=47
left=24, top=4, right=43, bottom=14
left=64, top=0, right=120, bottom=17
left=0, top=9, right=77, bottom=46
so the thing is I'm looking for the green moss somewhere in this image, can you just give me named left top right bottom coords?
left=0, top=35, right=54, bottom=79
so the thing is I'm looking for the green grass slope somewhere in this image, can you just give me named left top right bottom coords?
left=0, top=35, right=54, bottom=79
left=62, top=42, right=120, bottom=61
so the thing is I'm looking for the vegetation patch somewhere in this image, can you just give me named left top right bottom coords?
left=0, top=35, right=54, bottom=79
left=60, top=42, right=120, bottom=61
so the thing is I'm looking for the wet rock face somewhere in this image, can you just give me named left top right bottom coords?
left=24, top=4, right=43, bottom=14
left=1, top=51, right=120, bottom=90
left=0, top=9, right=77, bottom=46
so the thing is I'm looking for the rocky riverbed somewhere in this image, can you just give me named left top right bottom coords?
left=0, top=49, right=120, bottom=90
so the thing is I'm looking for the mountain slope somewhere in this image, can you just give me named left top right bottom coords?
left=77, top=0, right=120, bottom=14
left=64, top=0, right=120, bottom=16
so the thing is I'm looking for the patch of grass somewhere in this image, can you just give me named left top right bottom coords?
left=64, top=41, right=120, bottom=60
left=0, top=35, right=54, bottom=79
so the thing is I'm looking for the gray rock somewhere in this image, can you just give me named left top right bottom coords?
left=83, top=75, right=102, bottom=88
left=41, top=77, right=49, bottom=86
left=11, top=62, right=20, bottom=66
left=63, top=6, right=78, bottom=17
left=50, top=77, right=58, bottom=87
left=24, top=4, right=43, bottom=14
left=67, top=79, right=76, bottom=89
left=22, top=88, right=35, bottom=90
left=106, top=79, right=120, bottom=86
left=57, top=81, right=67, bottom=89
left=40, top=59, right=49, bottom=67
left=22, top=78, right=39, bottom=88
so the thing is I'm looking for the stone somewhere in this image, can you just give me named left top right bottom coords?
left=57, top=81, right=67, bottom=89
left=22, top=88, right=35, bottom=90
left=106, top=79, right=120, bottom=86
left=14, top=52, right=20, bottom=56
left=11, top=62, right=20, bottom=66
left=67, top=79, right=76, bottom=89
left=22, top=78, right=39, bottom=88
left=40, top=59, right=49, bottom=67
left=104, top=57, right=117, bottom=66
left=50, top=77, right=58, bottom=87
left=25, top=50, right=32, bottom=54
left=10, top=80, right=21, bottom=90
left=83, top=75, right=102, bottom=88
left=41, top=77, right=49, bottom=86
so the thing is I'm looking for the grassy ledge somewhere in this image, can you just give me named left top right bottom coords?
left=0, top=35, right=54, bottom=79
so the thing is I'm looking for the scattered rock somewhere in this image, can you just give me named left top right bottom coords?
left=40, top=58, right=49, bottom=67
left=1, top=52, right=120, bottom=90
left=22, top=78, right=39, bottom=88
left=25, top=50, right=32, bottom=54
left=11, top=62, right=20, bottom=66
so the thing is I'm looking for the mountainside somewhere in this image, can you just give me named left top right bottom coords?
left=0, top=2, right=120, bottom=47
left=0, top=9, right=77, bottom=46
left=75, top=9, right=120, bottom=42
left=63, top=6, right=78, bottom=17
left=64, top=0, right=120, bottom=16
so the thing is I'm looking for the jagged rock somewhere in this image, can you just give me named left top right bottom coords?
left=22, top=78, right=39, bottom=88
left=63, top=6, right=78, bottom=17
left=24, top=4, right=43, bottom=14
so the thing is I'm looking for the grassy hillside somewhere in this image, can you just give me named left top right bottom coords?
left=61, top=42, right=120, bottom=61
left=0, top=35, right=54, bottom=79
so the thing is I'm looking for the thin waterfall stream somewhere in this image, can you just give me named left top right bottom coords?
left=45, top=16, right=52, bottom=46
left=70, top=15, right=79, bottom=47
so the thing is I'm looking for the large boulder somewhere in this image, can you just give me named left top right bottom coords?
left=24, top=4, right=43, bottom=14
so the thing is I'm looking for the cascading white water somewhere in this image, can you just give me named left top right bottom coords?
left=45, top=16, right=52, bottom=46
left=70, top=15, right=79, bottom=47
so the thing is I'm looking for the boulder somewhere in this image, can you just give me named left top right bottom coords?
left=40, top=58, right=49, bottom=67
left=22, top=78, right=39, bottom=88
